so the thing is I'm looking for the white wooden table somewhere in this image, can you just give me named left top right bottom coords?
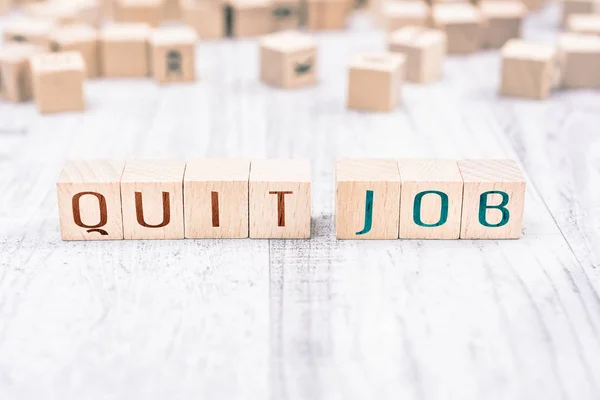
left=2, top=5, right=600, bottom=400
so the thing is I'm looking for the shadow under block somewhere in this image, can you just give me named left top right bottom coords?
left=30, top=52, right=86, bottom=114
left=272, top=0, right=302, bottom=31
left=458, top=159, right=526, bottom=239
left=388, top=26, right=446, bottom=83
left=100, top=23, right=151, bottom=77
left=115, top=0, right=164, bottom=27
left=57, top=160, right=125, bottom=241
left=336, top=159, right=401, bottom=240
left=249, top=159, right=311, bottom=239
left=184, top=159, right=250, bottom=238
left=230, top=0, right=273, bottom=37
left=381, top=1, right=430, bottom=32
left=260, top=31, right=317, bottom=88
left=500, top=39, right=557, bottom=100
left=562, top=0, right=598, bottom=26
left=180, top=0, right=224, bottom=39
left=432, top=3, right=483, bottom=54
left=398, top=159, right=463, bottom=239
left=121, top=160, right=186, bottom=240
left=557, top=33, right=600, bottom=89
left=307, top=0, right=350, bottom=31
left=480, top=0, right=526, bottom=49
left=347, top=52, right=405, bottom=112
left=51, top=24, right=100, bottom=78
left=150, top=26, right=197, bottom=84
left=0, top=43, right=45, bottom=102
left=567, top=14, right=600, bottom=36
left=3, top=17, right=57, bottom=48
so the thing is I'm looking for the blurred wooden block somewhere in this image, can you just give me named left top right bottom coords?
left=57, top=160, right=125, bottom=241
left=336, top=159, right=401, bottom=240
left=230, top=0, right=273, bottom=37
left=562, top=0, right=598, bottom=26
left=164, top=0, right=180, bottom=20
left=380, top=1, right=430, bottom=32
left=347, top=52, right=405, bottom=112
left=3, top=17, right=57, bottom=48
left=0, top=43, right=46, bottom=102
left=521, top=0, right=546, bottom=10
left=100, top=23, right=151, bottom=77
left=184, top=159, right=250, bottom=238
left=500, top=39, right=557, bottom=99
left=307, top=0, right=350, bottom=31
left=557, top=32, right=600, bottom=89
left=72, top=0, right=102, bottom=27
left=458, top=159, right=526, bottom=239
left=25, top=1, right=79, bottom=25
left=398, top=159, right=463, bottom=239
left=150, top=26, right=197, bottom=84
left=115, top=0, right=164, bottom=27
left=249, top=159, right=311, bottom=239
left=0, top=0, right=12, bottom=15
left=432, top=3, right=483, bottom=54
left=388, top=26, right=446, bottom=83
left=181, top=0, right=225, bottom=39
left=260, top=30, right=317, bottom=88
left=51, top=24, right=100, bottom=78
left=30, top=52, right=86, bottom=113
left=480, top=0, right=526, bottom=48
left=271, top=0, right=302, bottom=31
left=567, top=13, right=600, bottom=36
left=121, top=160, right=186, bottom=240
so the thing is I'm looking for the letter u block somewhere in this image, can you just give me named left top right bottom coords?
left=458, top=159, right=526, bottom=239
left=336, top=159, right=401, bottom=239
left=57, top=160, right=125, bottom=240
left=121, top=160, right=186, bottom=239
left=249, top=159, right=311, bottom=239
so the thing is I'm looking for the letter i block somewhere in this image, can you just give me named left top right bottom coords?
left=398, top=159, right=463, bottom=239
left=249, top=159, right=311, bottom=239
left=184, top=159, right=250, bottom=238
left=57, top=160, right=125, bottom=240
left=121, top=160, right=186, bottom=240
left=336, top=159, right=401, bottom=239
left=150, top=26, right=197, bottom=84
left=458, top=159, right=526, bottom=239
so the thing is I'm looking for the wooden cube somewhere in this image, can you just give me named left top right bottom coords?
left=30, top=52, right=86, bottom=113
left=57, top=160, right=125, bottom=241
left=3, top=17, right=57, bottom=48
left=458, top=159, right=526, bottom=239
left=121, top=160, right=186, bottom=240
left=115, top=0, right=164, bottom=27
left=230, top=0, right=273, bottom=37
left=336, top=159, right=401, bottom=240
left=181, top=0, right=225, bottom=39
left=100, top=23, right=151, bottom=77
left=184, top=159, right=250, bottom=238
left=307, top=0, right=350, bottom=31
left=0, top=43, right=45, bottom=102
left=272, top=0, right=302, bottom=31
left=0, top=0, right=12, bottom=15
left=432, top=3, right=483, bottom=54
left=398, top=159, right=463, bottom=239
left=557, top=32, right=600, bottom=89
left=150, top=26, right=197, bottom=84
left=480, top=0, right=526, bottom=49
left=347, top=52, right=405, bottom=112
left=164, top=0, right=180, bottom=20
left=567, top=14, right=600, bottom=36
left=260, top=30, right=317, bottom=88
left=562, top=0, right=598, bottom=26
left=51, top=24, right=100, bottom=78
left=500, top=39, right=557, bottom=100
left=388, top=26, right=446, bottom=83
left=25, top=2, right=79, bottom=25
left=380, top=1, right=430, bottom=32
left=249, top=159, right=311, bottom=239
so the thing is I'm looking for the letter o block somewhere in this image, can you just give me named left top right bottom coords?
left=458, top=160, right=526, bottom=239
left=57, top=160, right=125, bottom=240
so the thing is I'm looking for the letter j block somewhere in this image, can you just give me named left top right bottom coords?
left=336, top=159, right=401, bottom=239
left=57, top=160, right=125, bottom=240
left=458, top=159, right=526, bottom=239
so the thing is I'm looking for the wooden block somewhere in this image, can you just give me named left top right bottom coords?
left=150, top=26, right=197, bottom=84
left=3, top=17, right=57, bottom=48
left=0, top=43, right=46, bottom=102
left=100, top=23, right=151, bottom=77
left=347, top=52, right=405, bottom=112
left=184, top=159, right=250, bottom=238
left=72, top=0, right=103, bottom=27
left=306, top=0, right=350, bottom=31
left=260, top=30, right=317, bottom=88
left=0, top=0, right=12, bottom=15
left=458, top=159, right=526, bottom=239
left=115, top=0, right=164, bottom=27
left=500, top=39, right=557, bottom=100
left=230, top=0, right=273, bottom=37
left=180, top=0, right=225, bottom=39
left=30, top=52, right=86, bottom=114
left=562, top=0, right=599, bottom=26
left=121, top=160, right=186, bottom=240
left=271, top=0, right=302, bottom=31
left=57, top=160, right=125, bottom=241
left=432, top=3, right=484, bottom=54
left=567, top=13, right=600, bottom=36
left=164, top=0, right=180, bottom=20
left=25, top=2, right=79, bottom=25
left=480, top=0, right=526, bottom=49
left=380, top=1, right=430, bottom=32
left=50, top=24, right=100, bottom=78
left=249, top=159, right=311, bottom=239
left=388, top=26, right=446, bottom=83
left=557, top=32, right=600, bottom=89
left=335, top=159, right=401, bottom=240
left=398, top=159, right=463, bottom=239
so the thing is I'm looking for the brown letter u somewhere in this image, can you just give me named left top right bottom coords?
left=135, top=191, right=171, bottom=228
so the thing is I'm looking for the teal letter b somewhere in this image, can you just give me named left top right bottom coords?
left=478, top=191, right=510, bottom=227
left=413, top=190, right=448, bottom=227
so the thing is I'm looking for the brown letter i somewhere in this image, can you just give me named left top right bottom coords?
left=211, top=191, right=220, bottom=227
left=135, top=192, right=171, bottom=228
left=269, top=191, right=293, bottom=227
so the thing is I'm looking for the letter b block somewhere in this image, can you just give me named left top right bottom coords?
left=458, top=159, right=526, bottom=239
